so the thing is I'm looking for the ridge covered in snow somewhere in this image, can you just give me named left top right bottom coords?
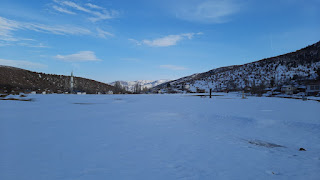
left=110, top=80, right=170, bottom=92
left=152, top=41, right=320, bottom=93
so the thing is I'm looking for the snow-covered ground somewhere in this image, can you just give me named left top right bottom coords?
left=1, top=94, right=320, bottom=180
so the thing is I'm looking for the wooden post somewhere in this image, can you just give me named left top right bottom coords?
left=210, top=88, right=212, bottom=98
left=242, top=91, right=246, bottom=99
left=302, top=95, right=307, bottom=101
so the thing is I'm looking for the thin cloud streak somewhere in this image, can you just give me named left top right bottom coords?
left=17, top=42, right=49, bottom=48
left=0, top=59, right=48, bottom=69
left=174, top=0, right=241, bottom=23
left=86, top=3, right=105, bottom=10
left=52, top=1, right=118, bottom=22
left=0, top=16, right=91, bottom=42
left=61, top=1, right=91, bottom=13
left=131, top=32, right=202, bottom=47
left=0, top=16, right=118, bottom=47
left=96, top=28, right=114, bottom=38
left=54, top=51, right=101, bottom=62
left=52, top=5, right=76, bottom=15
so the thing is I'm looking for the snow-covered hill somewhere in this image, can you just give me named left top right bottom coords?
left=110, top=80, right=170, bottom=92
left=152, top=41, right=320, bottom=93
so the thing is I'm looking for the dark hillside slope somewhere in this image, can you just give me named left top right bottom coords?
left=0, top=66, right=115, bottom=94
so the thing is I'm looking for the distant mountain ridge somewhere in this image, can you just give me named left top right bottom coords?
left=152, top=41, right=320, bottom=93
left=110, top=80, right=170, bottom=92
left=0, top=65, right=115, bottom=94
left=2, top=41, right=319, bottom=95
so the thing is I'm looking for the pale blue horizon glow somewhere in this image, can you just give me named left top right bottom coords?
left=0, top=0, right=320, bottom=83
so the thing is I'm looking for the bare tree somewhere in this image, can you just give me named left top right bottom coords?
left=114, top=81, right=125, bottom=94
left=133, top=82, right=142, bottom=94
left=142, top=87, right=149, bottom=93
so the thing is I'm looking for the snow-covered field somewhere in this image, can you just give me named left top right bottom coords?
left=1, top=94, right=320, bottom=180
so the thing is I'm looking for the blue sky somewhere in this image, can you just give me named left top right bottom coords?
left=0, top=0, right=320, bottom=83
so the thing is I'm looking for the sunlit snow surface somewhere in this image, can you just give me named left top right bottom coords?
left=1, top=93, right=320, bottom=180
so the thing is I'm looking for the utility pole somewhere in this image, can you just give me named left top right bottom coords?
left=210, top=88, right=212, bottom=98
left=70, top=71, right=74, bottom=94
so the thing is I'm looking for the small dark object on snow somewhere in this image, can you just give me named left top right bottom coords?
left=299, top=148, right=306, bottom=151
left=0, top=98, right=34, bottom=102
left=248, top=140, right=284, bottom=148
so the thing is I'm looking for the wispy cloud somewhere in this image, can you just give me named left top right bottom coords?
left=24, top=23, right=91, bottom=35
left=174, top=0, right=241, bottom=23
left=0, top=59, right=48, bottom=69
left=128, top=38, right=142, bottom=46
left=88, top=10, right=119, bottom=22
left=52, top=1, right=118, bottom=22
left=54, top=51, right=101, bottom=62
left=160, top=65, right=188, bottom=70
left=52, top=5, right=76, bottom=15
left=17, top=42, right=49, bottom=48
left=0, top=16, right=91, bottom=42
left=0, top=16, right=113, bottom=46
left=131, top=32, right=202, bottom=47
left=96, top=28, right=114, bottom=38
left=0, top=16, right=94, bottom=47
left=0, top=42, right=12, bottom=47
left=0, top=16, right=21, bottom=41
left=61, top=1, right=91, bottom=13
left=86, top=3, right=105, bottom=10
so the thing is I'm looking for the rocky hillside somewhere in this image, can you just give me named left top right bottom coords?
left=152, top=41, right=320, bottom=93
left=0, top=66, right=115, bottom=94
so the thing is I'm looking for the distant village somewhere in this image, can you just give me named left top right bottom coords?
left=3, top=77, right=320, bottom=100
left=151, top=79, right=320, bottom=98
left=1, top=67, right=319, bottom=99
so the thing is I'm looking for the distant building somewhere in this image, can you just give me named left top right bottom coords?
left=281, top=85, right=296, bottom=95
left=107, top=91, right=113, bottom=94
left=74, top=91, right=86, bottom=95
left=196, top=88, right=206, bottom=93
left=306, top=81, right=320, bottom=96
left=296, top=85, right=306, bottom=93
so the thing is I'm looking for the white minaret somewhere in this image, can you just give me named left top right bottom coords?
left=70, top=71, right=74, bottom=93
